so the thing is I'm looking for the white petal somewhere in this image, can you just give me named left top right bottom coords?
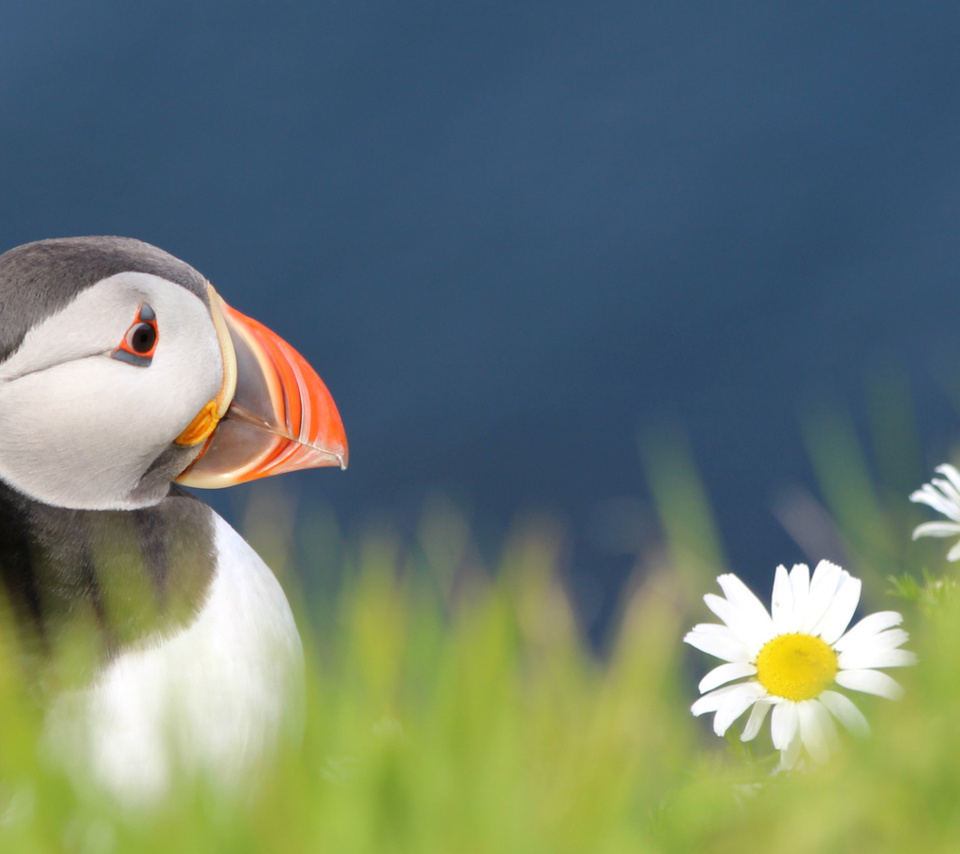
left=837, top=647, right=917, bottom=670
left=704, top=592, right=738, bottom=625
left=770, top=701, right=799, bottom=751
left=908, top=484, right=948, bottom=514
left=818, top=690, right=870, bottom=738
left=834, top=611, right=904, bottom=652
left=801, top=561, right=846, bottom=634
left=740, top=700, right=772, bottom=742
left=932, top=480, right=960, bottom=513
left=911, top=521, right=960, bottom=539
left=866, top=628, right=911, bottom=650
left=711, top=682, right=766, bottom=736
left=934, top=466, right=960, bottom=509
left=685, top=626, right=752, bottom=663
left=935, top=463, right=960, bottom=493
left=687, top=622, right=734, bottom=637
left=703, top=593, right=769, bottom=653
left=834, top=668, right=904, bottom=699
left=771, top=565, right=794, bottom=633
left=815, top=573, right=861, bottom=644
left=946, top=540, right=960, bottom=562
left=691, top=683, right=751, bottom=716
left=785, top=564, right=811, bottom=632
left=779, top=730, right=804, bottom=770
left=910, top=485, right=960, bottom=522
left=789, top=563, right=810, bottom=594
left=715, top=574, right=776, bottom=641
left=698, top=661, right=757, bottom=693
left=797, top=699, right=839, bottom=763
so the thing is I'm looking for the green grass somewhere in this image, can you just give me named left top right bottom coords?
left=1, top=436, right=959, bottom=852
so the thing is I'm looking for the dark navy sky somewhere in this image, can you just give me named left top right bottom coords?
left=3, top=2, right=960, bottom=631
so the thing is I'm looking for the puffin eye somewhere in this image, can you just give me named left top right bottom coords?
left=112, top=304, right=159, bottom=367
left=127, top=322, right=157, bottom=354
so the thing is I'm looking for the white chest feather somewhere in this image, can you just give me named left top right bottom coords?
left=43, top=514, right=304, bottom=804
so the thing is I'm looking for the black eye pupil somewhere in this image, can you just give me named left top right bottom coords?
left=129, top=323, right=157, bottom=353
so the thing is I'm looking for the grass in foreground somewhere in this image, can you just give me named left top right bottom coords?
left=0, top=469, right=958, bottom=852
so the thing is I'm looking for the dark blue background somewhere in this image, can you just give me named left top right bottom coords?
left=4, top=2, right=960, bottom=632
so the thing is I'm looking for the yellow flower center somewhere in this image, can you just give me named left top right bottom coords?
left=755, top=633, right=838, bottom=701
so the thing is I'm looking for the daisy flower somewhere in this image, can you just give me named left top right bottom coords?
left=910, top=464, right=960, bottom=561
left=684, top=560, right=915, bottom=769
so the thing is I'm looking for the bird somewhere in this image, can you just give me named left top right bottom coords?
left=0, top=236, right=348, bottom=803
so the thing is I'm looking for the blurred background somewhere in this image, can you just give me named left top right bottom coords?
left=3, top=2, right=960, bottom=636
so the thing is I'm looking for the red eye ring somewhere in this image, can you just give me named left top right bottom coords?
left=112, top=304, right=159, bottom=366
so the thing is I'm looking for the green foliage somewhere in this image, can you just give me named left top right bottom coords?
left=2, top=404, right=960, bottom=852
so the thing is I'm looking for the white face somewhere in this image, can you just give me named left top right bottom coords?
left=0, top=272, right=224, bottom=509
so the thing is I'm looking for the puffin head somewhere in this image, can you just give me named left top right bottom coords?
left=0, top=236, right=348, bottom=510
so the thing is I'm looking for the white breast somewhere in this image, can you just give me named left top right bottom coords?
left=43, top=513, right=304, bottom=804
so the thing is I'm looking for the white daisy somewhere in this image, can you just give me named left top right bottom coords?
left=684, top=560, right=915, bottom=770
left=910, top=464, right=960, bottom=561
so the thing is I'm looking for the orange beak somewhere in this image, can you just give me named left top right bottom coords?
left=176, top=290, right=348, bottom=489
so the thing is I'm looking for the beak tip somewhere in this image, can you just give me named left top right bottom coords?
left=331, top=443, right=348, bottom=471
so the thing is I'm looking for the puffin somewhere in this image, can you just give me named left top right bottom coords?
left=0, top=236, right=348, bottom=802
